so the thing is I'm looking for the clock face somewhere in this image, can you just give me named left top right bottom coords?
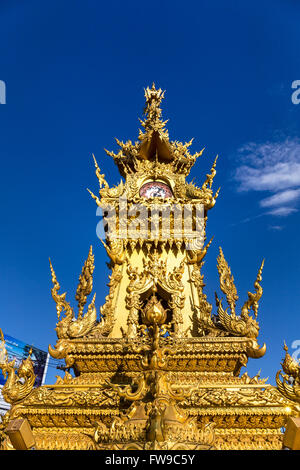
left=140, top=181, right=173, bottom=199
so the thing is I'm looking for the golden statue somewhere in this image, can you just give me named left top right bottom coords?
left=0, top=85, right=296, bottom=450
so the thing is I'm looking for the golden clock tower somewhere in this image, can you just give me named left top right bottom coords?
left=0, top=85, right=297, bottom=450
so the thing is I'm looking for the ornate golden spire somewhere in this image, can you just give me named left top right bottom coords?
left=103, top=84, right=205, bottom=175
left=1, top=85, right=291, bottom=453
left=139, top=83, right=169, bottom=139
left=137, top=83, right=172, bottom=162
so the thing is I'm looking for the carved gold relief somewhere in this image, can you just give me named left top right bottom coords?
left=0, top=85, right=292, bottom=451
left=0, top=348, right=36, bottom=404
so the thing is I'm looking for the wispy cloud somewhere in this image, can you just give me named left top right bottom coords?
left=266, top=206, right=298, bottom=217
left=268, top=225, right=284, bottom=231
left=234, top=138, right=300, bottom=221
left=260, top=189, right=300, bottom=209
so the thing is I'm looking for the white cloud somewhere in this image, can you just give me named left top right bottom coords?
left=259, top=189, right=300, bottom=208
left=268, top=225, right=284, bottom=231
left=234, top=138, right=300, bottom=217
left=266, top=206, right=298, bottom=217
left=235, top=162, right=300, bottom=192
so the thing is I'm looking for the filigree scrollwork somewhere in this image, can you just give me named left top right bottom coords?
left=48, top=247, right=102, bottom=359
left=101, top=84, right=215, bottom=189
left=0, top=412, right=13, bottom=450
left=214, top=248, right=265, bottom=341
left=125, top=253, right=185, bottom=338
left=75, top=245, right=95, bottom=319
left=217, top=247, right=238, bottom=314
left=87, top=154, right=125, bottom=205
left=191, top=247, right=266, bottom=353
left=99, top=239, right=125, bottom=268
left=186, top=236, right=213, bottom=266
left=276, top=343, right=300, bottom=408
left=94, top=264, right=122, bottom=337
left=93, top=318, right=216, bottom=450
left=0, top=348, right=36, bottom=404
left=2, top=85, right=289, bottom=452
left=187, top=239, right=218, bottom=337
left=49, top=247, right=97, bottom=341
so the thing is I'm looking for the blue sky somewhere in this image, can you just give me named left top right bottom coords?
left=0, top=0, right=300, bottom=384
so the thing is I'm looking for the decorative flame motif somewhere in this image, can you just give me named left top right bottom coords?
left=213, top=250, right=265, bottom=344
left=48, top=247, right=97, bottom=348
left=75, top=246, right=95, bottom=319
left=217, top=247, right=238, bottom=314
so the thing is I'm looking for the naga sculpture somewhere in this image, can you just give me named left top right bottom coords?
left=0, top=350, right=36, bottom=404
left=276, top=343, right=300, bottom=407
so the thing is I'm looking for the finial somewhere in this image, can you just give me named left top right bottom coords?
left=76, top=246, right=95, bottom=319
left=144, top=83, right=165, bottom=111
left=141, top=84, right=168, bottom=136
left=241, top=258, right=265, bottom=319
left=49, top=258, right=58, bottom=286
left=215, top=187, right=221, bottom=197
left=92, top=154, right=109, bottom=190
left=257, top=259, right=265, bottom=281
left=217, top=247, right=238, bottom=314
left=87, top=188, right=101, bottom=206
left=202, top=155, right=218, bottom=190
left=49, top=258, right=65, bottom=321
